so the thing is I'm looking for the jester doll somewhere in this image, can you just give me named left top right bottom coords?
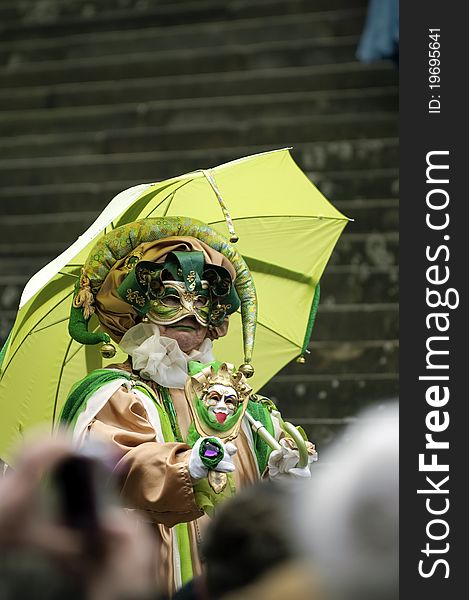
left=58, top=217, right=318, bottom=595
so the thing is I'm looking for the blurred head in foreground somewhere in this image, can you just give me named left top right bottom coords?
left=202, top=481, right=295, bottom=599
left=295, top=402, right=399, bottom=600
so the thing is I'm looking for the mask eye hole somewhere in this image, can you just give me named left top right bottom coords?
left=195, top=296, right=209, bottom=308
left=206, top=392, right=220, bottom=406
left=160, top=295, right=181, bottom=307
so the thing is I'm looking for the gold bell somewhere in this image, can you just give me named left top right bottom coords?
left=238, top=363, right=255, bottom=378
left=296, top=355, right=306, bottom=364
left=100, top=342, right=117, bottom=359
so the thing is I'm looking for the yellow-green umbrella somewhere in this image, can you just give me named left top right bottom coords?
left=0, top=148, right=349, bottom=461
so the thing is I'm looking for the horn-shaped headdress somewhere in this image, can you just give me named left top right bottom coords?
left=69, top=217, right=257, bottom=375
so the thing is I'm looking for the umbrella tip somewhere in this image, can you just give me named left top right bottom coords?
left=230, top=235, right=239, bottom=243
left=296, top=355, right=306, bottom=364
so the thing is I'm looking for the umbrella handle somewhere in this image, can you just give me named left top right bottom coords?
left=244, top=412, right=309, bottom=469
left=280, top=421, right=310, bottom=469
left=244, top=411, right=282, bottom=452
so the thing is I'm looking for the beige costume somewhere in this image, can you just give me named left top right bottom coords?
left=65, top=219, right=315, bottom=596
left=86, top=362, right=260, bottom=595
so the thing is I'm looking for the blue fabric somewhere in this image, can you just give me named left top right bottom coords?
left=357, top=0, right=399, bottom=64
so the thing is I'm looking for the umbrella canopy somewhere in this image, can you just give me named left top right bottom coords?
left=0, top=148, right=349, bottom=461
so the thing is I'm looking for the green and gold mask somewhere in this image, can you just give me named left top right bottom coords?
left=117, top=250, right=240, bottom=327
left=150, top=280, right=212, bottom=326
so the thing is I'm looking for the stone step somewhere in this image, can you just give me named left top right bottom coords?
left=0, top=10, right=366, bottom=65
left=329, top=232, right=398, bottom=268
left=333, top=198, right=398, bottom=234
left=0, top=0, right=367, bottom=39
left=0, top=131, right=398, bottom=181
left=312, top=168, right=399, bottom=200
left=301, top=339, right=398, bottom=375
left=263, top=372, right=398, bottom=418
left=0, top=279, right=23, bottom=312
left=0, top=36, right=366, bottom=89
left=0, top=120, right=399, bottom=173
left=0, top=62, right=398, bottom=110
left=321, top=264, right=399, bottom=303
left=0, top=116, right=398, bottom=187
left=312, top=303, right=398, bottom=341
left=0, top=256, right=53, bottom=278
left=280, top=398, right=397, bottom=449
left=0, top=87, right=398, bottom=134
left=0, top=0, right=367, bottom=22
left=282, top=421, right=344, bottom=451
left=260, top=410, right=397, bottom=451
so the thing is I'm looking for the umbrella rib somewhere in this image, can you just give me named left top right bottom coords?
left=208, top=214, right=349, bottom=224
left=162, top=191, right=176, bottom=217
left=52, top=336, right=74, bottom=427
left=255, top=319, right=302, bottom=350
left=146, top=179, right=194, bottom=219
left=131, top=179, right=195, bottom=221
left=58, top=271, right=79, bottom=278
left=33, top=316, right=70, bottom=334
left=5, top=291, right=74, bottom=374
left=64, top=342, right=84, bottom=366
left=63, top=322, right=101, bottom=366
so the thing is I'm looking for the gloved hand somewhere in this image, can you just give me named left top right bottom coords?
left=268, top=438, right=318, bottom=480
left=188, top=436, right=237, bottom=482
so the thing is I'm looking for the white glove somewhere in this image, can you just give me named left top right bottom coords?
left=188, top=437, right=237, bottom=482
left=268, top=438, right=317, bottom=480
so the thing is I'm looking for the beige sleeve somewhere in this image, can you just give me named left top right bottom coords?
left=88, top=385, right=203, bottom=527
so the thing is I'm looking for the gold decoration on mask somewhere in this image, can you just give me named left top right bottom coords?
left=126, top=289, right=146, bottom=307
left=210, top=303, right=232, bottom=322
left=186, top=270, right=197, bottom=292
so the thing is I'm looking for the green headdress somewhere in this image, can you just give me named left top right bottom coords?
left=69, top=217, right=257, bottom=375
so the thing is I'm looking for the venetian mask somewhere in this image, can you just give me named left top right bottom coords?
left=202, top=383, right=239, bottom=424
left=117, top=251, right=240, bottom=328
left=184, top=361, right=252, bottom=442
left=149, top=280, right=212, bottom=327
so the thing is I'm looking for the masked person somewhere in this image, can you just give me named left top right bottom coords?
left=59, top=217, right=317, bottom=595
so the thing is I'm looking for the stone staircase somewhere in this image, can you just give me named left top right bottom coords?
left=0, top=0, right=398, bottom=449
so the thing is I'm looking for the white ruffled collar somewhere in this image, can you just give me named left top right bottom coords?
left=119, top=322, right=214, bottom=389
